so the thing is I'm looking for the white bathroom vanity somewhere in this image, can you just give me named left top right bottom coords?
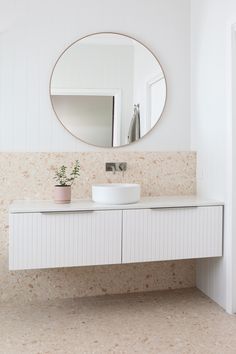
left=9, top=196, right=223, bottom=270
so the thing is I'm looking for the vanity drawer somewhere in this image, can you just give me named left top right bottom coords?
left=122, top=206, right=223, bottom=263
left=9, top=210, right=122, bottom=270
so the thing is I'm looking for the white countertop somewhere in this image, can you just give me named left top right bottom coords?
left=9, top=196, right=224, bottom=213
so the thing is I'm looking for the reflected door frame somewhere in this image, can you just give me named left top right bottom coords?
left=146, top=74, right=165, bottom=132
left=51, top=88, right=122, bottom=146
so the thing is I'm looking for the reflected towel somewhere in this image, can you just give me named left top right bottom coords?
left=128, top=104, right=140, bottom=143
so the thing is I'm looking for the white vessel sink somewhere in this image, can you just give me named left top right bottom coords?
left=92, top=183, right=141, bottom=204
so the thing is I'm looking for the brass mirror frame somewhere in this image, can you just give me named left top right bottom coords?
left=49, top=32, right=167, bottom=148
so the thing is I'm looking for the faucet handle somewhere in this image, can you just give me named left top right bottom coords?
left=119, top=162, right=127, bottom=172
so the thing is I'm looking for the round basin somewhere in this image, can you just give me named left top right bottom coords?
left=92, top=183, right=141, bottom=204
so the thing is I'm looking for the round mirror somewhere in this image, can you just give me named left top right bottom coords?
left=50, top=32, right=167, bottom=147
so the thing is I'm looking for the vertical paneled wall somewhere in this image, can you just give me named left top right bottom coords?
left=0, top=0, right=190, bottom=152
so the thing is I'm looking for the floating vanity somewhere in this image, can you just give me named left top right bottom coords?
left=9, top=196, right=223, bottom=270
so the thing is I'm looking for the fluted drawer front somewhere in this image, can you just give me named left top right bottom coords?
left=9, top=210, right=122, bottom=270
left=122, top=206, right=223, bottom=263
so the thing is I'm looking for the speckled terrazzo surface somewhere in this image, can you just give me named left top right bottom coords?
left=1, top=288, right=236, bottom=354
left=0, top=152, right=196, bottom=303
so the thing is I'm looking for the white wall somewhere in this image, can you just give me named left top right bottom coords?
left=0, top=0, right=190, bottom=152
left=191, top=0, right=236, bottom=312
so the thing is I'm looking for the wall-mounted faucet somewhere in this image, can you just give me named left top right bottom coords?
left=106, top=162, right=127, bottom=176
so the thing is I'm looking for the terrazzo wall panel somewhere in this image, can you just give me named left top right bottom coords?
left=0, top=151, right=196, bottom=303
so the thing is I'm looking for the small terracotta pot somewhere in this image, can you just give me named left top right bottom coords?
left=54, top=185, right=71, bottom=204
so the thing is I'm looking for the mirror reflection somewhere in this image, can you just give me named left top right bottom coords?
left=50, top=33, right=167, bottom=147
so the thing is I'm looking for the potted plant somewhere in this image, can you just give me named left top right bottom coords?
left=53, top=160, right=80, bottom=204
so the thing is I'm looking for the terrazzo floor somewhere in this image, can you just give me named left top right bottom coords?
left=0, top=288, right=236, bottom=354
